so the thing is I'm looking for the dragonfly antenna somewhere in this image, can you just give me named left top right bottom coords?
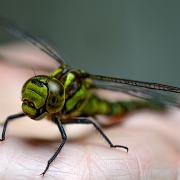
left=31, top=67, right=37, bottom=77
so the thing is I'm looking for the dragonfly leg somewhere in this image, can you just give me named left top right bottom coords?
left=64, top=118, right=128, bottom=152
left=0, top=113, right=25, bottom=141
left=40, top=116, right=67, bottom=176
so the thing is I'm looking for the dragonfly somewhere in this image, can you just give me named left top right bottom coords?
left=0, top=17, right=180, bottom=176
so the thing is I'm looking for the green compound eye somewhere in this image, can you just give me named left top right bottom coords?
left=51, top=96, right=58, bottom=104
left=46, top=79, right=65, bottom=113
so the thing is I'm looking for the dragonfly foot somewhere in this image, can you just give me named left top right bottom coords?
left=0, top=137, right=5, bottom=141
left=40, top=162, right=50, bottom=176
left=111, top=145, right=128, bottom=152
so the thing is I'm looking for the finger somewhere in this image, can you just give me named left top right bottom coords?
left=0, top=127, right=179, bottom=179
left=0, top=42, right=59, bottom=71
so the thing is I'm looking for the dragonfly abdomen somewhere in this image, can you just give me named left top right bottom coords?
left=82, top=95, right=166, bottom=117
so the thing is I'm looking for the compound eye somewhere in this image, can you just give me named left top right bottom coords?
left=46, top=79, right=65, bottom=113
left=52, top=96, right=58, bottom=104
left=49, top=96, right=59, bottom=106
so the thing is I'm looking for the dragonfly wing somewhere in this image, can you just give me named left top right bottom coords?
left=0, top=16, right=65, bottom=65
left=88, top=74, right=180, bottom=108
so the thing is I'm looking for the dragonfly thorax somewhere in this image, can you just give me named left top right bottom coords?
left=21, top=75, right=65, bottom=119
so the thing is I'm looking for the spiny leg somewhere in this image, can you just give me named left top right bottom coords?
left=40, top=116, right=67, bottom=176
left=64, top=118, right=128, bottom=152
left=0, top=112, right=25, bottom=141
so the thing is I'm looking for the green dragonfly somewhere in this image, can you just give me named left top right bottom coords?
left=0, top=17, right=180, bottom=175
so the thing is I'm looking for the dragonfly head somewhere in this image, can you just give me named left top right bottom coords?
left=21, top=75, right=65, bottom=119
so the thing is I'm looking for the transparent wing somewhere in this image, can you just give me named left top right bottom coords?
left=87, top=74, right=180, bottom=108
left=0, top=16, right=65, bottom=66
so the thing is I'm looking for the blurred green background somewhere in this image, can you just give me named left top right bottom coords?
left=0, top=0, right=179, bottom=85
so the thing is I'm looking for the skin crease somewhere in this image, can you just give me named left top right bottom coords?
left=0, top=43, right=180, bottom=180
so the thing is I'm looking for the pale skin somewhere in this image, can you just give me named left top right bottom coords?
left=0, top=44, right=180, bottom=179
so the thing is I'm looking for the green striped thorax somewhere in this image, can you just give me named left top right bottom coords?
left=21, top=75, right=65, bottom=119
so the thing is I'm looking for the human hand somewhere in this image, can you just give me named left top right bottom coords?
left=0, top=43, right=179, bottom=180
